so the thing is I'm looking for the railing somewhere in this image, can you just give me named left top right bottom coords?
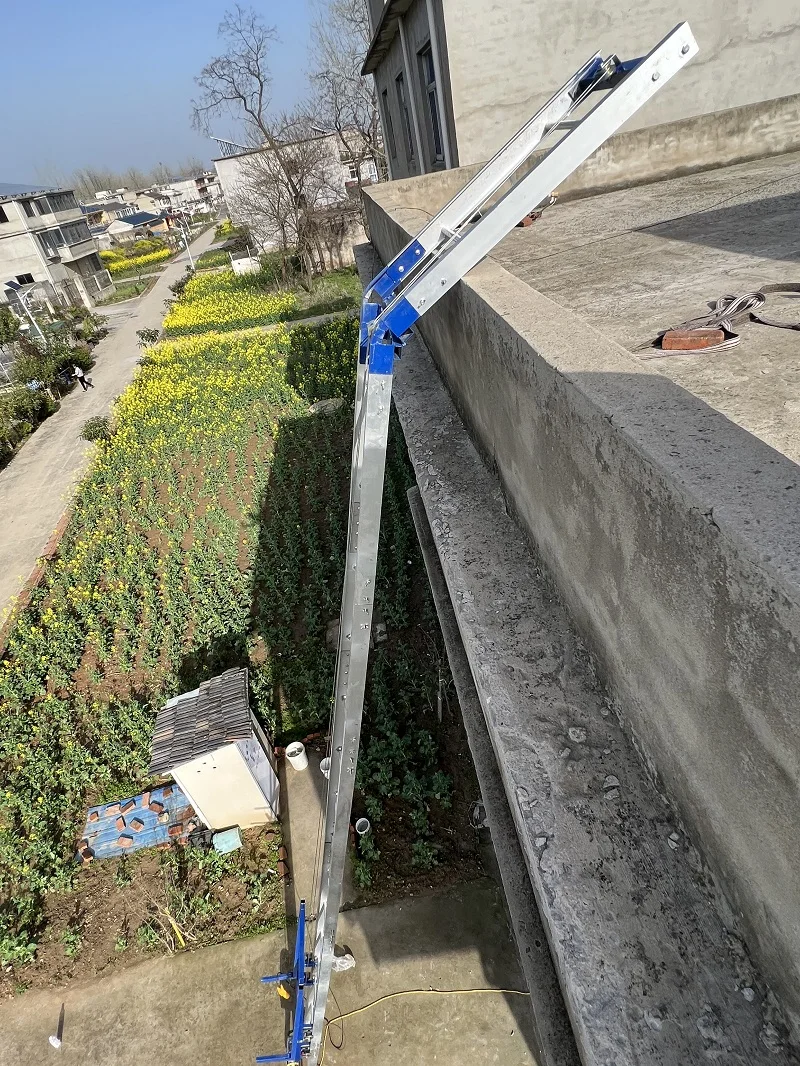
left=89, top=269, right=113, bottom=292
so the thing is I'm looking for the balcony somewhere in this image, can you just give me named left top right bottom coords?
left=57, top=238, right=97, bottom=262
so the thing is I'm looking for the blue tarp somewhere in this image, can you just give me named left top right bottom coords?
left=77, top=783, right=198, bottom=862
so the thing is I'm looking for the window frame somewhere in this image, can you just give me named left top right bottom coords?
left=418, top=43, right=444, bottom=164
left=381, top=88, right=397, bottom=159
left=395, top=71, right=415, bottom=161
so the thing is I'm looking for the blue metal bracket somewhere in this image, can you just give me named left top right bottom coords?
left=257, top=900, right=314, bottom=1065
left=368, top=239, right=425, bottom=301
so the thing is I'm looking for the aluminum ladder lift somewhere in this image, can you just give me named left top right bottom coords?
left=258, top=22, right=697, bottom=1065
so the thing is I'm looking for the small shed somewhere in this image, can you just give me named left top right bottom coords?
left=149, top=668, right=279, bottom=830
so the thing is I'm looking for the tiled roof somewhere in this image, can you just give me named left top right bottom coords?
left=149, top=668, right=252, bottom=774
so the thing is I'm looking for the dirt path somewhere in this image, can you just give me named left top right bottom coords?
left=0, top=228, right=218, bottom=616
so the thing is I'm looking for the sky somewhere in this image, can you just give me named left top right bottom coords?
left=2, top=0, right=313, bottom=185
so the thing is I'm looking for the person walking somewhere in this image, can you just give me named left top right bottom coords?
left=73, top=364, right=94, bottom=392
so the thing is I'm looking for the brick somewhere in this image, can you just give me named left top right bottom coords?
left=277, top=860, right=290, bottom=880
left=167, top=823, right=183, bottom=838
left=118, top=834, right=134, bottom=848
left=106, top=803, right=120, bottom=816
left=120, top=799, right=135, bottom=813
left=278, top=845, right=288, bottom=862
left=115, top=816, right=125, bottom=831
left=661, top=328, right=724, bottom=351
left=163, top=786, right=173, bottom=798
left=142, top=792, right=151, bottom=809
left=156, top=842, right=171, bottom=851
left=149, top=800, right=164, bottom=814
left=130, top=818, right=145, bottom=832
left=88, top=810, right=99, bottom=823
left=79, top=838, right=89, bottom=850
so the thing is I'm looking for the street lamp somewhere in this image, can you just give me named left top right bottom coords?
left=4, top=280, right=45, bottom=342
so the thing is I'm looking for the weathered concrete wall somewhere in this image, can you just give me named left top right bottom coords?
left=375, top=92, right=800, bottom=213
left=363, top=187, right=800, bottom=1032
left=440, top=0, right=800, bottom=167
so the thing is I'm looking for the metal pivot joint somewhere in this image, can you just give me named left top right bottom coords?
left=259, top=22, right=697, bottom=1066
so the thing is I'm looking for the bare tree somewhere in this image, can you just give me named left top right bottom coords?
left=310, top=0, right=387, bottom=190
left=192, top=5, right=347, bottom=284
left=228, top=112, right=350, bottom=284
left=178, top=155, right=208, bottom=178
left=149, top=162, right=174, bottom=186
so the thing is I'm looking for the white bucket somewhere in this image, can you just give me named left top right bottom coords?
left=320, top=757, right=331, bottom=779
left=285, top=742, right=308, bottom=771
left=355, top=818, right=371, bottom=836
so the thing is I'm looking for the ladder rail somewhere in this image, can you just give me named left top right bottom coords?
left=305, top=343, right=396, bottom=1063
left=255, top=25, right=699, bottom=1065
left=366, top=51, right=605, bottom=304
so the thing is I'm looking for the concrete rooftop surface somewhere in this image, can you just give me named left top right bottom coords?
left=492, top=151, right=800, bottom=464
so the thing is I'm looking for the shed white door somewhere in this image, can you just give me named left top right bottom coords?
left=173, top=742, right=278, bottom=830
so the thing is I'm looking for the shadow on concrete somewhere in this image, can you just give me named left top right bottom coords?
left=637, top=189, right=800, bottom=261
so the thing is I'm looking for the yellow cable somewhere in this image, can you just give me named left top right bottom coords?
left=319, top=986, right=531, bottom=1063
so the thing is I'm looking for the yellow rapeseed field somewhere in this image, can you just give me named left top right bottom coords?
left=163, top=269, right=297, bottom=336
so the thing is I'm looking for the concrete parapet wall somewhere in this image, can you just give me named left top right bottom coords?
left=373, top=92, right=800, bottom=215
left=363, top=182, right=800, bottom=1030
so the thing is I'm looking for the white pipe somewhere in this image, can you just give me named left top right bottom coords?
left=425, top=0, right=453, bottom=168
left=398, top=15, right=426, bottom=172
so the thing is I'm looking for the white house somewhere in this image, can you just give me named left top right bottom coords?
left=0, top=183, right=112, bottom=310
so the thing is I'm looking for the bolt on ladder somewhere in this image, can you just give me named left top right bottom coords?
left=257, top=22, right=698, bottom=1065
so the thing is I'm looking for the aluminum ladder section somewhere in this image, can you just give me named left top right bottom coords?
left=293, top=22, right=698, bottom=1066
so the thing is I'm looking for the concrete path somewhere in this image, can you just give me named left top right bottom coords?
left=0, top=880, right=535, bottom=1066
left=0, top=227, right=217, bottom=617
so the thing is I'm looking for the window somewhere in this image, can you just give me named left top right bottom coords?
left=61, top=220, right=92, bottom=245
left=381, top=89, right=397, bottom=159
left=419, top=45, right=444, bottom=162
left=340, top=153, right=359, bottom=181
left=37, top=229, right=62, bottom=257
left=16, top=273, right=34, bottom=285
left=395, top=72, right=414, bottom=160
left=22, top=200, right=36, bottom=218
left=44, top=191, right=77, bottom=213
left=0, top=205, right=7, bottom=223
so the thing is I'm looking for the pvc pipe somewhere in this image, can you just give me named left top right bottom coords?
left=320, top=757, right=331, bottom=779
left=355, top=818, right=371, bottom=836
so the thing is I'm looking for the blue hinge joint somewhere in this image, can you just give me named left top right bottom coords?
left=369, top=240, right=425, bottom=301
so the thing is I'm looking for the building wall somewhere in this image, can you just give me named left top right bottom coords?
left=439, top=0, right=800, bottom=167
left=0, top=196, right=107, bottom=309
left=372, top=0, right=457, bottom=179
left=214, top=138, right=370, bottom=264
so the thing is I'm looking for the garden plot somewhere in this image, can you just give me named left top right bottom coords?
left=0, top=270, right=481, bottom=995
